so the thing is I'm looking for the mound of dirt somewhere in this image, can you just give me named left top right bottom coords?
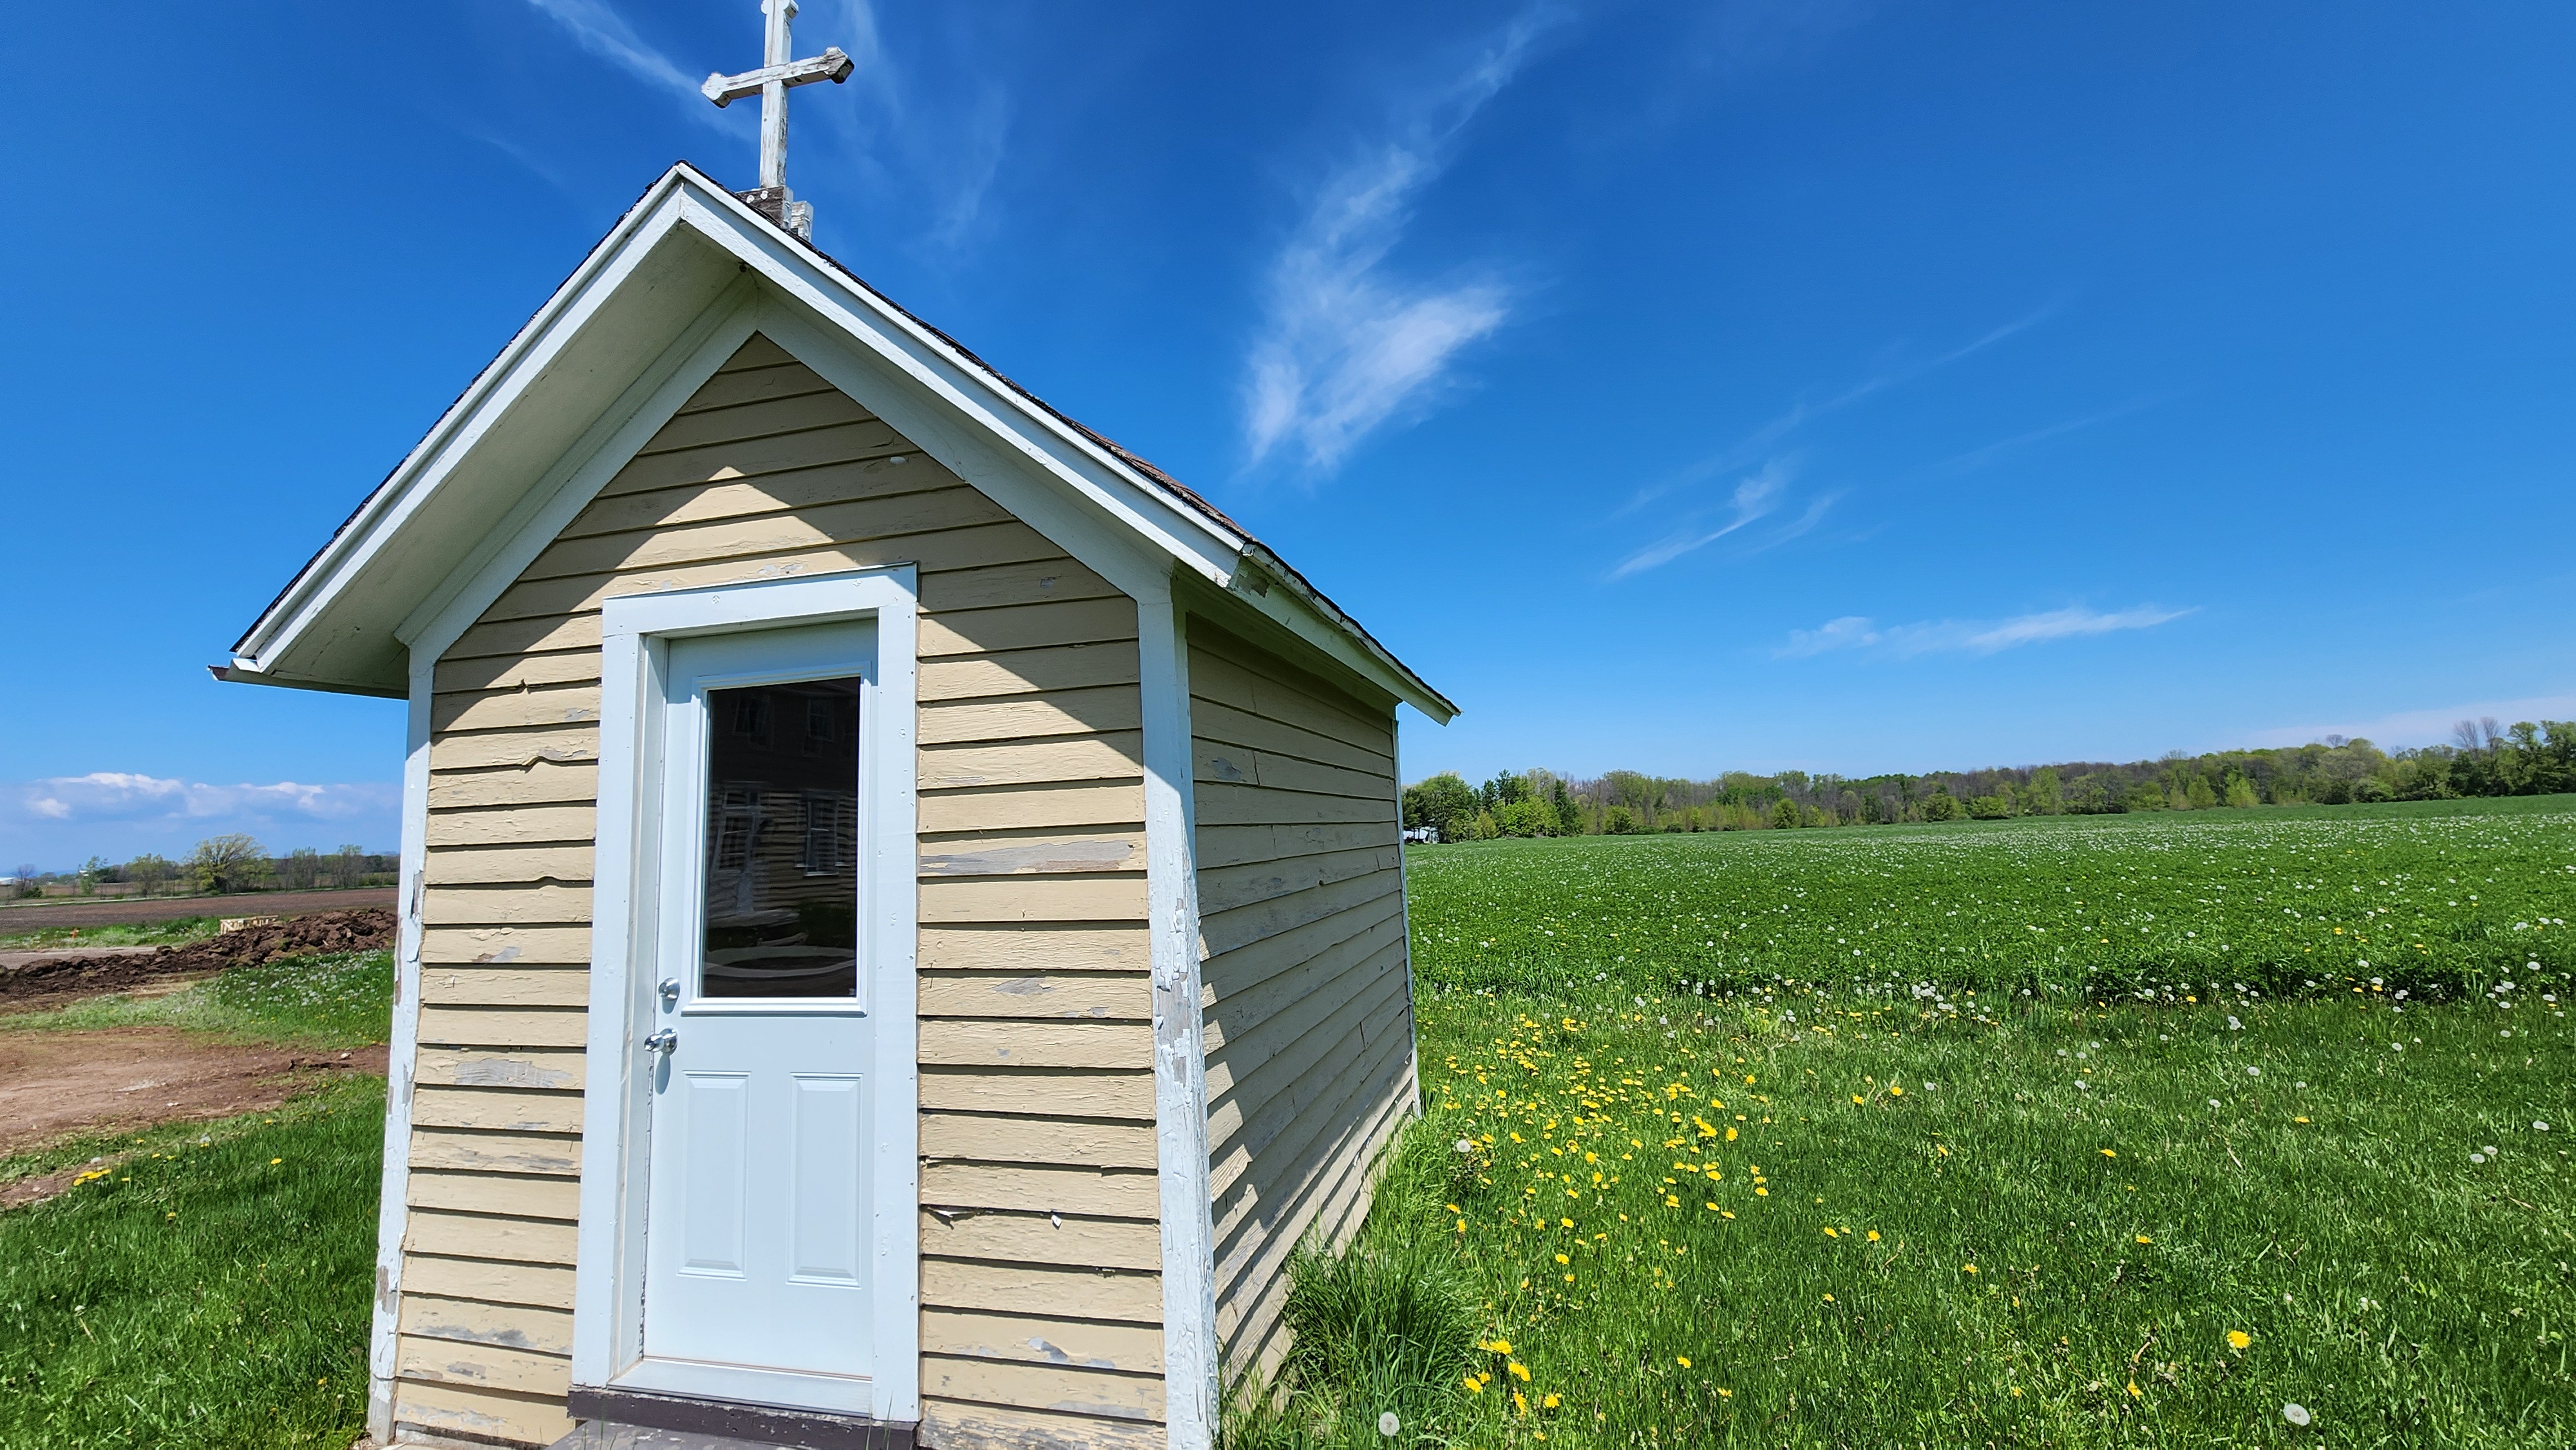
left=0, top=908, right=397, bottom=1012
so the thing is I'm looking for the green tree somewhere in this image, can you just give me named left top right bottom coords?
left=187, top=834, right=270, bottom=895
left=75, top=856, right=112, bottom=894
left=1770, top=798, right=1800, bottom=831
left=1920, top=786, right=1961, bottom=822
left=2223, top=774, right=2259, bottom=809
left=2184, top=776, right=2218, bottom=810
left=1402, top=773, right=1479, bottom=842
left=126, top=852, right=175, bottom=897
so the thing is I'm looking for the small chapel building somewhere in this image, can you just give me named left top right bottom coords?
left=223, top=162, right=1454, bottom=1450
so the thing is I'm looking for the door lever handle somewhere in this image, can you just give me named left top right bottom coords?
left=643, top=1028, right=678, bottom=1057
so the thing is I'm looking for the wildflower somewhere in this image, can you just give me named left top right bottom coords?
left=2228, top=1330, right=2251, bottom=1350
left=1482, top=1339, right=1513, bottom=1355
left=2100, top=1149, right=2116, bottom=1158
left=2135, top=1234, right=2152, bottom=1245
left=1676, top=1356, right=1692, bottom=1368
left=1464, top=1375, right=1484, bottom=1393
left=2127, top=1380, right=2143, bottom=1399
left=2284, top=1402, right=2313, bottom=1426
left=1542, top=1393, right=1560, bottom=1409
left=270, top=1158, right=283, bottom=1165
left=1510, top=1361, right=1531, bottom=1382
left=1888, top=1084, right=1902, bottom=1096
left=1963, top=1264, right=1978, bottom=1274
left=1866, top=1229, right=1880, bottom=1242
left=1378, top=1411, right=1400, bottom=1437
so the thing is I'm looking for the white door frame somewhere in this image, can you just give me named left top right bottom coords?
left=571, top=567, right=921, bottom=1426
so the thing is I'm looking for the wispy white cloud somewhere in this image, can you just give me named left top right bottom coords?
left=1242, top=10, right=1561, bottom=474
left=1610, top=460, right=1803, bottom=578
left=1778, top=603, right=2193, bottom=659
left=523, top=0, right=721, bottom=116
left=3, top=773, right=400, bottom=869
left=2244, top=690, right=2576, bottom=751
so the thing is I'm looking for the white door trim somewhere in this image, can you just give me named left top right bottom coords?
left=572, top=567, right=922, bottom=1426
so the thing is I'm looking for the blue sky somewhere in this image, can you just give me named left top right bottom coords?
left=6, top=1, right=2575, bottom=869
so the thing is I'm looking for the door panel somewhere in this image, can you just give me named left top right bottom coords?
left=634, top=622, right=878, bottom=1396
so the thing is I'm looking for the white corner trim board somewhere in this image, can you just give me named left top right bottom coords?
left=365, top=653, right=436, bottom=1443
left=568, top=567, right=922, bottom=1426
left=1142, top=595, right=1217, bottom=1450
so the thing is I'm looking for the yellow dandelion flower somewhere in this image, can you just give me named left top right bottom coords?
left=2228, top=1330, right=2252, bottom=1350
left=1717, top=1388, right=1733, bottom=1398
left=1822, top=1293, right=1835, bottom=1302
left=1483, top=1339, right=1513, bottom=1355
left=1722, top=1210, right=1736, bottom=1219
left=1865, top=1229, right=1880, bottom=1243
left=1676, top=1356, right=1692, bottom=1369
left=1962, top=1264, right=1978, bottom=1274
left=2126, top=1380, right=2143, bottom=1399
left=1888, top=1084, right=1902, bottom=1096
left=1514, top=1389, right=1530, bottom=1416
left=1852, top=1094, right=1866, bottom=1105
left=270, top=1158, right=283, bottom=1165
left=1543, top=1393, right=1560, bottom=1409
left=1822, top=1227, right=1836, bottom=1238
left=1725, top=1125, right=1738, bottom=1142
left=2099, top=1149, right=2116, bottom=1158
left=2294, top=1116, right=2310, bottom=1124
left=1754, top=1186, right=1768, bottom=1196
left=2135, top=1234, right=2152, bottom=1245
left=1464, top=1375, right=1484, bottom=1393
left=1555, top=1253, right=1569, bottom=1265
left=1510, top=1361, right=1531, bottom=1382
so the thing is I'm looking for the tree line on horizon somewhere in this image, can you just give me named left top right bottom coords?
left=8, top=837, right=397, bottom=900
left=1401, top=717, right=2576, bottom=841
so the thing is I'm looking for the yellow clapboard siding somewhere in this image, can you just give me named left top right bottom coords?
left=399, top=1252, right=577, bottom=1310
left=522, top=485, right=1015, bottom=583
left=921, top=1306, right=1165, bottom=1377
left=417, top=966, right=591, bottom=1009
left=921, top=1355, right=1163, bottom=1422
left=921, top=1260, right=1162, bottom=1324
left=401, top=1292, right=574, bottom=1357
left=1212, top=999, right=1411, bottom=1221
left=922, top=642, right=1140, bottom=701
left=415, top=1006, right=589, bottom=1050
left=393, top=1377, right=576, bottom=1447
left=405, top=1208, right=581, bottom=1266
left=1186, top=697, right=1395, bottom=777
left=427, top=762, right=599, bottom=809
left=918, top=1066, right=1155, bottom=1119
left=632, top=387, right=876, bottom=455
left=444, top=610, right=601, bottom=663
left=407, top=1169, right=582, bottom=1221
left=920, top=596, right=1137, bottom=658
left=919, top=872, right=1146, bottom=925
left=1208, top=956, right=1410, bottom=1145
left=414, top=1046, right=585, bottom=1091
left=427, top=729, right=600, bottom=772
left=1197, top=869, right=1401, bottom=961
left=918, top=686, right=1142, bottom=746
left=592, top=417, right=915, bottom=498
left=1202, top=914, right=1406, bottom=1059
left=1190, top=781, right=1397, bottom=828
left=1188, top=644, right=1394, bottom=756
left=920, top=1400, right=1167, bottom=1450
left=922, top=1161, right=1160, bottom=1219
left=922, top=1209, right=1163, bottom=1273
left=567, top=458, right=948, bottom=540
left=427, top=845, right=593, bottom=888
left=922, top=1111, right=1157, bottom=1171
left=918, top=924, right=1148, bottom=973
left=669, top=358, right=833, bottom=414
left=918, top=829, right=1144, bottom=878
left=917, top=970, right=1149, bottom=1022
left=432, top=648, right=601, bottom=695
left=1217, top=1046, right=1412, bottom=1305
left=412, top=1085, right=585, bottom=1135
left=1200, top=886, right=1403, bottom=1002
left=1194, top=821, right=1397, bottom=872
left=397, top=1332, right=571, bottom=1399
left=432, top=683, right=601, bottom=734
left=919, top=782, right=1143, bottom=834
left=1193, top=744, right=1394, bottom=803
left=409, top=1127, right=582, bottom=1178
left=479, top=518, right=1065, bottom=626
left=920, top=1019, right=1153, bottom=1069
left=426, top=806, right=598, bottom=848
left=422, top=883, right=592, bottom=928
left=1195, top=845, right=1399, bottom=917
left=920, top=556, right=1119, bottom=613
left=920, top=735, right=1143, bottom=791
left=422, top=926, right=593, bottom=966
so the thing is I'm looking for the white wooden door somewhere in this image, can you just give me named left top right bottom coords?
left=632, top=622, right=878, bottom=1411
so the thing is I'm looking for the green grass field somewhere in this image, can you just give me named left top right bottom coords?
left=0, top=951, right=393, bottom=1449
left=0, top=914, right=217, bottom=952
left=1247, top=800, right=2576, bottom=1449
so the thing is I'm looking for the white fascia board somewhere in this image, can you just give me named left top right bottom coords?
left=672, top=185, right=1246, bottom=594
left=231, top=169, right=722, bottom=683
left=1224, top=554, right=1455, bottom=725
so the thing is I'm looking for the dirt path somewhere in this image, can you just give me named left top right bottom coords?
left=0, top=887, right=394, bottom=931
left=0, top=1028, right=386, bottom=1208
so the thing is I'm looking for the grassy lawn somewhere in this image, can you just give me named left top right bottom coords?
left=0, top=915, right=217, bottom=952
left=1246, top=802, right=2575, bottom=1448
left=0, top=949, right=393, bottom=1449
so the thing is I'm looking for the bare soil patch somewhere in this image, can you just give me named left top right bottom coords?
left=0, top=1028, right=386, bottom=1207
left=0, top=907, right=395, bottom=1015
left=0, top=887, right=394, bottom=931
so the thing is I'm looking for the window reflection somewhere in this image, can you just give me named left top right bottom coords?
left=700, top=677, right=860, bottom=998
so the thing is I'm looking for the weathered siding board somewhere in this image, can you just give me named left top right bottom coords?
left=394, top=334, right=1162, bottom=1448
left=1188, top=622, right=1415, bottom=1392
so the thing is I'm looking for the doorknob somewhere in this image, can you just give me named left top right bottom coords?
left=643, top=1028, right=678, bottom=1057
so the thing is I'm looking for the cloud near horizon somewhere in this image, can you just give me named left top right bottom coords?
left=1240, top=11, right=1559, bottom=475
left=3, top=773, right=401, bottom=871
left=1778, top=603, right=2193, bottom=659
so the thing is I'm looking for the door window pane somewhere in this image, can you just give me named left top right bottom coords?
left=701, top=677, right=860, bottom=998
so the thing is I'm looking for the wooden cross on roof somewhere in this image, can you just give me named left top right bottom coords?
left=703, top=0, right=854, bottom=239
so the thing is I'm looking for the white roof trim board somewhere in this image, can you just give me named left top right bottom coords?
left=226, top=162, right=1456, bottom=723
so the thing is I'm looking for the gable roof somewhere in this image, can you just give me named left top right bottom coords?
left=223, top=162, right=1455, bottom=723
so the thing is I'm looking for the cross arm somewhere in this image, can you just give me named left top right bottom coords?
left=703, top=46, right=855, bottom=107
